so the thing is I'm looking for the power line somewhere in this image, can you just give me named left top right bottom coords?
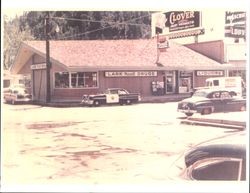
left=58, top=12, right=152, bottom=40
left=51, top=16, right=148, bottom=26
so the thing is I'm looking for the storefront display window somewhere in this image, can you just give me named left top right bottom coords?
left=71, top=72, right=84, bottom=87
left=55, top=72, right=97, bottom=88
left=55, top=72, right=69, bottom=88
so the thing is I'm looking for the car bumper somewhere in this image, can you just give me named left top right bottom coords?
left=81, top=99, right=94, bottom=105
left=178, top=109, right=197, bottom=114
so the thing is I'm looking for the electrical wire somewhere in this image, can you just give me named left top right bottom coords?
left=56, top=12, right=152, bottom=40
left=14, top=11, right=152, bottom=40
left=51, top=16, right=148, bottom=26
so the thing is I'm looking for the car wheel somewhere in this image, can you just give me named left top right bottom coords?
left=126, top=99, right=131, bottom=105
left=185, top=113, right=193, bottom=116
left=229, top=91, right=237, bottom=97
left=240, top=105, right=246, bottom=111
left=93, top=100, right=100, bottom=107
left=202, top=108, right=211, bottom=115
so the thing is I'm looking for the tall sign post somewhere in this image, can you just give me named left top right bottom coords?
left=45, top=12, right=51, bottom=103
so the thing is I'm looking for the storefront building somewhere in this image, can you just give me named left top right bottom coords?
left=10, top=39, right=235, bottom=103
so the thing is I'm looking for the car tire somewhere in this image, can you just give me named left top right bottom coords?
left=201, top=108, right=211, bottom=115
left=240, top=105, right=246, bottom=111
left=229, top=91, right=237, bottom=97
left=93, top=100, right=100, bottom=107
left=11, top=99, right=16, bottom=105
left=126, top=99, right=131, bottom=105
left=185, top=113, right=193, bottom=116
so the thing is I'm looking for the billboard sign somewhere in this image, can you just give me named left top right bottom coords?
left=224, top=11, right=246, bottom=39
left=152, top=11, right=203, bottom=38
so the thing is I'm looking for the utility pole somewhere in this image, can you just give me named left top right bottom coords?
left=45, top=12, right=51, bottom=103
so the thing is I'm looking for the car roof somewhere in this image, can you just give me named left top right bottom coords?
left=185, top=132, right=246, bottom=167
left=185, top=131, right=247, bottom=166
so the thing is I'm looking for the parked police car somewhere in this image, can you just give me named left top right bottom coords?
left=177, top=88, right=246, bottom=116
left=81, top=88, right=141, bottom=107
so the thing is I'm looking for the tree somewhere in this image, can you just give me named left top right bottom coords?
left=23, top=11, right=151, bottom=40
left=3, top=11, right=152, bottom=69
left=3, top=14, right=34, bottom=70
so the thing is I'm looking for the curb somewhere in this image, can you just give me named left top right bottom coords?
left=33, top=96, right=188, bottom=107
left=181, top=117, right=246, bottom=130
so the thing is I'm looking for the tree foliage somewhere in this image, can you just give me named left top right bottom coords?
left=22, top=11, right=152, bottom=40
left=3, top=15, right=34, bottom=69
left=3, top=11, right=152, bottom=69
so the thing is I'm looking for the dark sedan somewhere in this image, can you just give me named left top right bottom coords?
left=168, top=131, right=246, bottom=181
left=177, top=89, right=246, bottom=116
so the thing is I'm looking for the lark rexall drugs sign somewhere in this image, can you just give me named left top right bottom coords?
left=105, top=71, right=157, bottom=77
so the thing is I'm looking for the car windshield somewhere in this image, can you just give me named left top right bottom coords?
left=193, top=91, right=208, bottom=97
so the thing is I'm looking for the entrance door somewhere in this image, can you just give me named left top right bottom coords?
left=179, top=77, right=191, bottom=93
left=165, top=71, right=175, bottom=94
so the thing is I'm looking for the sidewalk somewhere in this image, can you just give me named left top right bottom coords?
left=36, top=93, right=192, bottom=107
left=181, top=111, right=247, bottom=130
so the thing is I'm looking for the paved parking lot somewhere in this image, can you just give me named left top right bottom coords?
left=1, top=102, right=247, bottom=191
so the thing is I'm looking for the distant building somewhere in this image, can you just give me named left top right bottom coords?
left=3, top=70, right=30, bottom=88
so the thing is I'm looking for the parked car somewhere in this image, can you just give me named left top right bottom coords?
left=177, top=89, right=246, bottom=116
left=81, top=88, right=141, bottom=107
left=3, top=85, right=32, bottom=104
left=168, top=131, right=246, bottom=181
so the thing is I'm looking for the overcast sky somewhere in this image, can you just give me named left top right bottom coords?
left=2, top=0, right=249, bottom=15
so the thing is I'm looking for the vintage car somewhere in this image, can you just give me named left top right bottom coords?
left=177, top=89, right=246, bottom=116
left=81, top=88, right=141, bottom=106
left=168, top=131, right=246, bottom=181
left=3, top=85, right=32, bottom=104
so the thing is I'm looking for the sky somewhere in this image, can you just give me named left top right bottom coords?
left=2, top=0, right=249, bottom=15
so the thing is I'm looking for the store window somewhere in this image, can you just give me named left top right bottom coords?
left=55, top=72, right=69, bottom=88
left=55, top=72, right=97, bottom=88
left=84, top=72, right=97, bottom=87
left=71, top=72, right=84, bottom=87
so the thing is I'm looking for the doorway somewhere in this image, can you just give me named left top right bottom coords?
left=164, top=71, right=176, bottom=94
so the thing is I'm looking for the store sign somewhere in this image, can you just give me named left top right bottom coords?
left=225, top=11, right=246, bottom=39
left=152, top=11, right=203, bottom=38
left=30, top=63, right=47, bottom=70
left=105, top=71, right=157, bottom=77
left=225, top=25, right=246, bottom=38
left=180, top=71, right=193, bottom=77
left=165, top=11, right=201, bottom=32
left=196, top=70, right=224, bottom=76
left=225, top=12, right=246, bottom=24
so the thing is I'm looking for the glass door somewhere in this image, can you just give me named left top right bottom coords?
left=165, top=71, right=175, bottom=94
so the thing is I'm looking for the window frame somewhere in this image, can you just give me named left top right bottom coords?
left=54, top=71, right=98, bottom=89
left=186, top=157, right=244, bottom=181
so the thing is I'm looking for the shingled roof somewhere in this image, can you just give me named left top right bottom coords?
left=12, top=39, right=230, bottom=73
